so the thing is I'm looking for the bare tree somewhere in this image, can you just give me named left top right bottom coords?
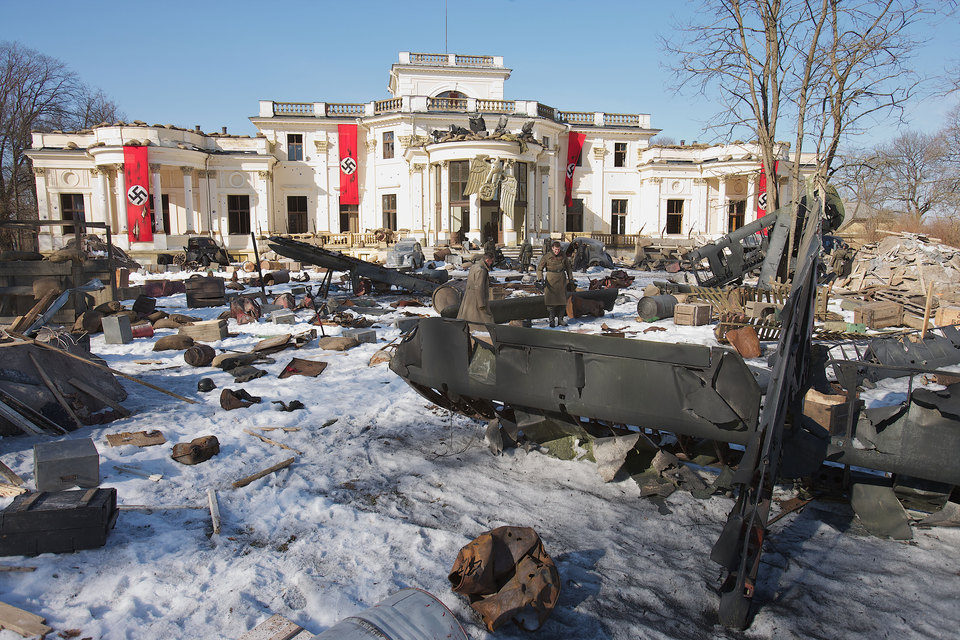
left=873, top=129, right=958, bottom=228
left=664, top=0, right=927, bottom=219
left=0, top=41, right=124, bottom=247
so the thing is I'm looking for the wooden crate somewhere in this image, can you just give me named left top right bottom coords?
left=802, top=389, right=850, bottom=435
left=178, top=319, right=228, bottom=342
left=674, top=302, right=712, bottom=326
left=935, top=305, right=960, bottom=328
left=853, top=301, right=903, bottom=329
left=184, top=276, right=225, bottom=308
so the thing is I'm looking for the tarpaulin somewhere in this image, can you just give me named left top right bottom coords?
left=564, top=132, right=586, bottom=207
left=338, top=124, right=359, bottom=205
left=123, top=146, right=152, bottom=242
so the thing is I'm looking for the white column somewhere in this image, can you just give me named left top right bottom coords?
left=691, top=178, right=708, bottom=235
left=149, top=165, right=163, bottom=233
left=256, top=171, right=271, bottom=235
left=468, top=193, right=480, bottom=243
left=439, top=161, right=450, bottom=241
left=502, top=195, right=516, bottom=245
left=205, top=170, right=217, bottom=234
left=33, top=169, right=54, bottom=251
left=717, top=177, right=727, bottom=235
left=746, top=175, right=758, bottom=225
left=182, top=167, right=195, bottom=233
left=315, top=140, right=329, bottom=232
left=540, top=166, right=550, bottom=237
left=427, top=164, right=438, bottom=244
left=115, top=165, right=127, bottom=235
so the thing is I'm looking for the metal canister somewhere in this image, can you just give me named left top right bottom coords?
left=637, top=294, right=678, bottom=321
left=312, top=588, right=466, bottom=640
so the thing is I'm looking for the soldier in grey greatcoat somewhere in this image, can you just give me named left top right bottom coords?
left=519, top=239, right=533, bottom=273
left=536, top=241, right=574, bottom=327
left=457, top=251, right=496, bottom=325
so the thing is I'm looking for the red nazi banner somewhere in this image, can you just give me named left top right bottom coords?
left=123, top=145, right=152, bottom=242
left=338, top=124, right=359, bottom=205
left=565, top=132, right=586, bottom=207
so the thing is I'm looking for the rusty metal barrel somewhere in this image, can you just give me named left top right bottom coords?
left=637, top=294, right=678, bottom=321
left=431, top=279, right=467, bottom=313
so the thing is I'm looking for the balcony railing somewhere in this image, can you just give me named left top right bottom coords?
left=477, top=99, right=515, bottom=113
left=557, top=111, right=594, bottom=125
left=537, top=103, right=556, bottom=120
left=427, top=97, right=468, bottom=111
left=604, top=113, right=640, bottom=126
left=374, top=98, right=402, bottom=113
left=455, top=55, right=494, bottom=66
left=326, top=103, right=365, bottom=116
left=410, top=53, right=448, bottom=64
left=273, top=102, right=313, bottom=116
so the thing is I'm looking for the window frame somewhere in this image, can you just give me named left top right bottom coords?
left=566, top=198, right=584, bottom=233
left=666, top=199, right=684, bottom=235
left=286, top=133, right=304, bottom=161
left=727, top=199, right=746, bottom=232
left=611, top=198, right=627, bottom=235
left=59, top=193, right=85, bottom=236
left=613, top=142, right=627, bottom=168
left=287, top=195, right=308, bottom=234
left=227, top=194, right=252, bottom=235
left=382, top=193, right=398, bottom=230
left=382, top=131, right=395, bottom=160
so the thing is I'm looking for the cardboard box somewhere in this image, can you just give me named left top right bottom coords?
left=674, top=302, right=712, bottom=326
left=853, top=301, right=904, bottom=329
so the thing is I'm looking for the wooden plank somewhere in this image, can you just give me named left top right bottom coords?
left=67, top=378, right=131, bottom=418
left=207, top=488, right=221, bottom=535
left=0, top=600, right=51, bottom=638
left=0, top=565, right=35, bottom=573
left=237, top=614, right=304, bottom=640
left=0, top=400, right=44, bottom=436
left=243, top=430, right=303, bottom=455
left=105, top=431, right=166, bottom=447
left=0, top=459, right=24, bottom=487
left=7, top=291, right=57, bottom=334
left=0, top=484, right=26, bottom=498
left=232, top=457, right=295, bottom=489
left=28, top=352, right=83, bottom=431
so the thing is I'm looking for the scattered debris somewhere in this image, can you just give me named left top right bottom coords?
left=220, top=389, right=261, bottom=411
left=171, top=436, right=220, bottom=465
left=112, top=464, right=162, bottom=482
left=244, top=429, right=303, bottom=455
left=448, top=526, right=560, bottom=632
left=105, top=430, right=166, bottom=448
left=0, top=488, right=118, bottom=557
left=278, top=358, right=327, bottom=379
left=0, top=600, right=53, bottom=638
left=232, top=457, right=295, bottom=489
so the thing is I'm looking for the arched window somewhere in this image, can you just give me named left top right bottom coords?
left=435, top=90, right=467, bottom=99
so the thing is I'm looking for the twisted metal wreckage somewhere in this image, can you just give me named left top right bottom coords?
left=388, top=188, right=960, bottom=628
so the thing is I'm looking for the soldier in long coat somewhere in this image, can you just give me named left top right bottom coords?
left=536, top=241, right=574, bottom=327
left=519, top=239, right=533, bottom=273
left=457, top=251, right=496, bottom=325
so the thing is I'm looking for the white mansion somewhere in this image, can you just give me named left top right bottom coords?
left=26, top=52, right=809, bottom=256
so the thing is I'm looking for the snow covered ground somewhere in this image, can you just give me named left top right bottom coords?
left=0, top=266, right=957, bottom=640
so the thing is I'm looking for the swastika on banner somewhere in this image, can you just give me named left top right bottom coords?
left=566, top=162, right=575, bottom=179
left=758, top=192, right=768, bottom=211
left=340, top=157, right=357, bottom=175
left=127, top=184, right=149, bottom=206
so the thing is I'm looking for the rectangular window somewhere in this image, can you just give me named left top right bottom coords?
left=575, top=147, right=583, bottom=167
left=382, top=131, right=394, bottom=160
left=60, top=193, right=84, bottom=236
left=542, top=136, right=550, bottom=149
left=287, top=134, right=303, bottom=161
left=611, top=198, right=627, bottom=235
left=614, top=142, right=627, bottom=168
left=227, top=195, right=251, bottom=235
left=516, top=162, right=528, bottom=203
left=449, top=160, right=470, bottom=203
left=340, top=204, right=359, bottom=233
left=728, top=199, right=746, bottom=232
left=287, top=195, right=308, bottom=234
left=382, top=193, right=397, bottom=230
left=161, top=194, right=171, bottom=234
left=666, top=199, right=683, bottom=235
left=566, top=198, right=584, bottom=232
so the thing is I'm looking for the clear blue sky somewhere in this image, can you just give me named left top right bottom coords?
left=3, top=0, right=958, bottom=147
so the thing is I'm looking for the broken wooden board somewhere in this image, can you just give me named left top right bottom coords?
left=237, top=613, right=313, bottom=640
left=0, top=600, right=53, bottom=638
left=0, top=484, right=26, bottom=498
left=105, top=430, right=166, bottom=448
left=278, top=358, right=327, bottom=379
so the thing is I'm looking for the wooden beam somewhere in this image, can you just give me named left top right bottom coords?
left=28, top=352, right=82, bottom=431
left=207, top=488, right=221, bottom=535
left=0, top=400, right=44, bottom=436
left=67, top=378, right=131, bottom=418
left=7, top=291, right=58, bottom=334
left=232, top=457, right=295, bottom=489
left=0, top=460, right=24, bottom=487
